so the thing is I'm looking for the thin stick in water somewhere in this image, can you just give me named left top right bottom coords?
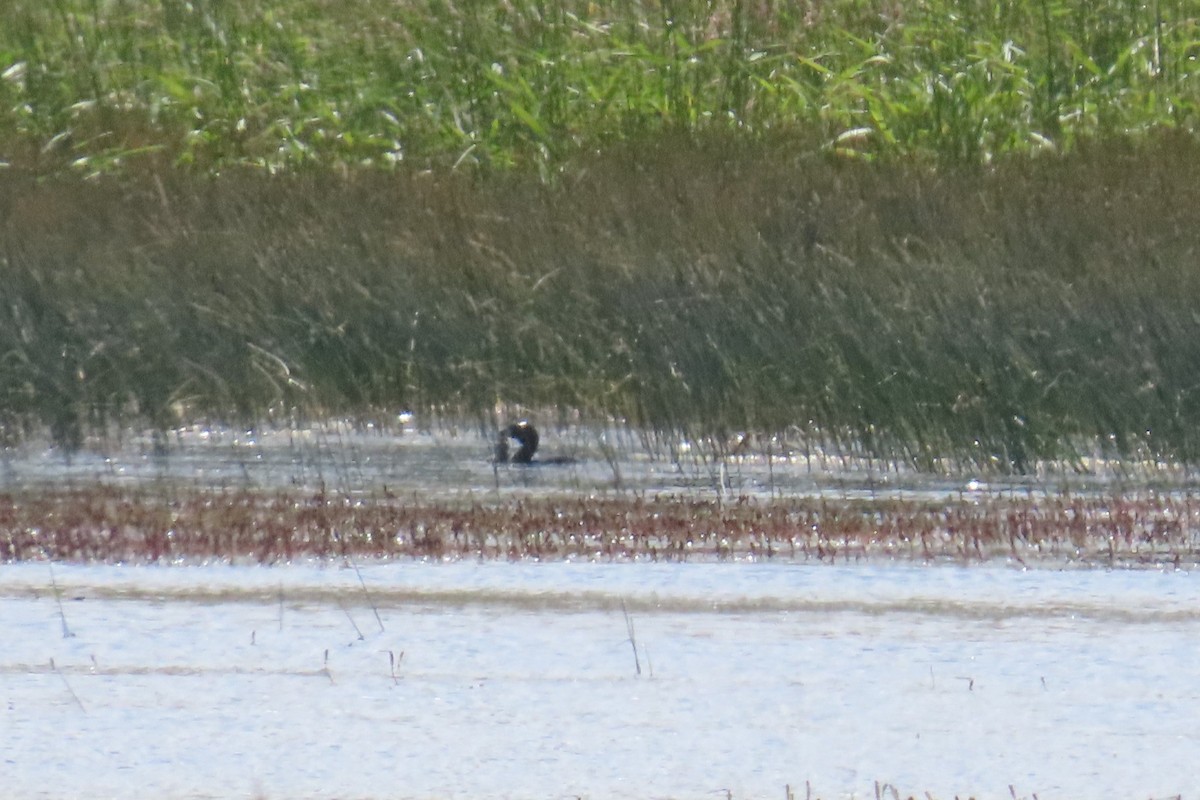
left=336, top=596, right=365, bottom=641
left=50, top=658, right=86, bottom=713
left=349, top=558, right=385, bottom=634
left=387, top=649, right=404, bottom=684
left=321, top=649, right=335, bottom=684
left=48, top=564, right=75, bottom=639
left=621, top=599, right=641, bottom=676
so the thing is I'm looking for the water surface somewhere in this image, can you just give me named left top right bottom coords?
left=5, top=420, right=1196, bottom=504
left=4, top=561, right=1197, bottom=799
left=3, top=423, right=1197, bottom=798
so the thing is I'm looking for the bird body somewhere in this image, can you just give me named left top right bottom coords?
left=497, top=420, right=540, bottom=463
left=495, top=421, right=574, bottom=465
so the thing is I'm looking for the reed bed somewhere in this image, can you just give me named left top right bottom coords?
left=3, top=483, right=1197, bottom=567
left=2, top=0, right=1199, bottom=472
left=3, top=136, right=1200, bottom=470
left=1, top=0, right=1196, bottom=173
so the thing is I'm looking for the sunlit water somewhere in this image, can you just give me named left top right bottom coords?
left=4, top=562, right=1199, bottom=799
left=3, top=423, right=1199, bottom=798
left=0, top=420, right=1192, bottom=502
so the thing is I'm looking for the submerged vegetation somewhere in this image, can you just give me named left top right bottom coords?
left=0, top=1, right=1198, bottom=471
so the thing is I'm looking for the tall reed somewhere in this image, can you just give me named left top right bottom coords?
left=2, top=1, right=1198, bottom=470
left=0, top=0, right=1195, bottom=174
left=2, top=134, right=1200, bottom=470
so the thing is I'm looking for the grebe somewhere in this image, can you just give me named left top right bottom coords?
left=495, top=421, right=575, bottom=465
left=496, top=420, right=540, bottom=463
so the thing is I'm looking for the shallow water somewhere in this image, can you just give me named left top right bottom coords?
left=1, top=420, right=1192, bottom=505
left=4, top=561, right=1199, bottom=799
left=3, top=424, right=1198, bottom=798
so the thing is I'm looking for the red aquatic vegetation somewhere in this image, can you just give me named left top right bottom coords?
left=0, top=484, right=1197, bottom=567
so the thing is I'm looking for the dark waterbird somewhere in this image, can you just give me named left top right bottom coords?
left=495, top=421, right=575, bottom=465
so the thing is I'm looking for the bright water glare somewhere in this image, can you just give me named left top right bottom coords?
left=4, top=562, right=1200, bottom=799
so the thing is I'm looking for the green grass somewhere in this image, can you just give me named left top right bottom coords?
left=0, top=0, right=1196, bottom=174
left=1, top=1, right=1199, bottom=472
